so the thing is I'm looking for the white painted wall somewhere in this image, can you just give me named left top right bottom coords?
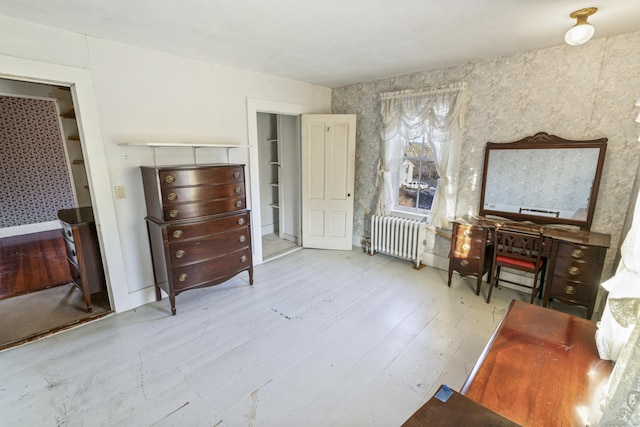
left=0, top=15, right=332, bottom=312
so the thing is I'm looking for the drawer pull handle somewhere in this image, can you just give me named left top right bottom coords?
left=71, top=250, right=76, bottom=257
left=233, top=171, right=241, bottom=179
left=240, top=255, right=247, bottom=263
left=175, top=250, right=185, bottom=259
left=564, top=285, right=577, bottom=295
left=567, top=266, right=581, bottom=276
left=237, top=218, right=246, bottom=225
left=66, top=230, right=73, bottom=238
left=461, top=243, right=470, bottom=251
left=168, top=210, right=179, bottom=218
left=172, top=230, right=183, bottom=238
left=239, top=235, right=246, bottom=243
left=460, top=260, right=469, bottom=267
left=167, top=192, right=177, bottom=201
left=570, top=249, right=584, bottom=259
left=178, top=273, right=188, bottom=282
left=235, top=200, right=243, bottom=208
left=463, top=229, right=472, bottom=237
left=235, top=186, right=242, bottom=194
left=164, top=175, right=175, bottom=183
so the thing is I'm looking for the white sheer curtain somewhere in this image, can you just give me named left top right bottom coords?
left=589, top=187, right=640, bottom=426
left=376, top=82, right=468, bottom=228
left=589, top=100, right=640, bottom=425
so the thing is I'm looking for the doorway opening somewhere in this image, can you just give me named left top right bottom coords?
left=256, top=112, right=302, bottom=261
left=0, top=78, right=111, bottom=350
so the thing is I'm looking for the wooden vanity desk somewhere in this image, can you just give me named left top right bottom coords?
left=449, top=216, right=610, bottom=319
left=461, top=300, right=612, bottom=427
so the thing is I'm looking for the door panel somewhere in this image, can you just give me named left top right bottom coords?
left=301, top=114, right=356, bottom=250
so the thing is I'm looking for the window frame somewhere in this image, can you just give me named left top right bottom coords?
left=393, top=135, right=438, bottom=220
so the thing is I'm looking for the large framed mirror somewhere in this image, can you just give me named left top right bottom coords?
left=479, top=132, right=607, bottom=230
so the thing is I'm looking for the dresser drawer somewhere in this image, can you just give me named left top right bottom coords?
left=454, top=224, right=486, bottom=240
left=549, top=277, right=592, bottom=306
left=556, top=243, right=603, bottom=264
left=159, top=166, right=244, bottom=188
left=451, top=240, right=485, bottom=259
left=63, top=236, right=78, bottom=265
left=167, top=212, right=250, bottom=241
left=553, top=257, right=600, bottom=283
left=162, top=198, right=246, bottom=221
left=161, top=183, right=245, bottom=205
left=168, top=227, right=251, bottom=267
left=451, top=257, right=484, bottom=276
left=68, top=258, right=81, bottom=285
left=61, top=222, right=75, bottom=242
left=171, top=248, right=252, bottom=291
left=450, top=225, right=488, bottom=259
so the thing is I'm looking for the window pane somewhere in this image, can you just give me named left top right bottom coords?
left=397, top=138, right=439, bottom=213
left=403, top=141, right=422, bottom=158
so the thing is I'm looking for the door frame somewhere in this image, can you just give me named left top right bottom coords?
left=246, top=98, right=310, bottom=264
left=0, top=54, right=131, bottom=311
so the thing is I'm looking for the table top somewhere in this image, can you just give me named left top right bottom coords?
left=57, top=206, right=95, bottom=225
left=455, top=216, right=611, bottom=248
left=461, top=300, right=612, bottom=427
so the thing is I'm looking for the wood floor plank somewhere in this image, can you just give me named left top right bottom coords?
left=1, top=247, right=540, bottom=426
left=0, top=230, right=71, bottom=298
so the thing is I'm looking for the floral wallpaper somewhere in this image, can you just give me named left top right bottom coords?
left=332, top=31, right=640, bottom=278
left=0, top=96, right=75, bottom=227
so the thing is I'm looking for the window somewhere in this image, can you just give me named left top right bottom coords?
left=396, top=136, right=439, bottom=214
left=378, top=83, right=467, bottom=228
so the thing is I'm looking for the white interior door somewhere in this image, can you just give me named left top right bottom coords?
left=301, top=114, right=356, bottom=250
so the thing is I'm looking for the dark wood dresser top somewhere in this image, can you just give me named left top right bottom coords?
left=57, top=206, right=95, bottom=225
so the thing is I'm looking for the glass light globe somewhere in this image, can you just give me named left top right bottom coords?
left=565, top=24, right=595, bottom=46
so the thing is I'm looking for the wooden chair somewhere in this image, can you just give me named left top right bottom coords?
left=486, top=225, right=546, bottom=304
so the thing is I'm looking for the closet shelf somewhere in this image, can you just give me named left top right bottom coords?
left=269, top=182, right=279, bottom=187
left=60, top=107, right=75, bottom=119
left=269, top=161, right=280, bottom=166
left=72, top=159, right=85, bottom=165
left=68, top=134, right=80, bottom=141
left=269, top=204, right=280, bottom=209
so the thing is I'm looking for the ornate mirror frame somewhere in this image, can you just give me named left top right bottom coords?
left=479, top=132, right=607, bottom=230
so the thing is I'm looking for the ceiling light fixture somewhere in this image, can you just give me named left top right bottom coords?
left=565, top=7, right=597, bottom=46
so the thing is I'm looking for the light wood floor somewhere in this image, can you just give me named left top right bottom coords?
left=0, top=247, right=560, bottom=426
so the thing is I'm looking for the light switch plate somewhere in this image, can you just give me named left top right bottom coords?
left=115, top=186, right=126, bottom=199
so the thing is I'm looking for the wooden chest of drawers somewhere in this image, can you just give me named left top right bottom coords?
left=544, top=240, right=606, bottom=319
left=141, top=164, right=253, bottom=315
left=448, top=222, right=492, bottom=295
left=57, top=207, right=107, bottom=312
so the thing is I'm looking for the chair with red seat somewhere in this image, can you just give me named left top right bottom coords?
left=486, top=224, right=546, bottom=304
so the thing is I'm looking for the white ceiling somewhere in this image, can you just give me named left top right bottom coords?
left=2, top=0, right=640, bottom=88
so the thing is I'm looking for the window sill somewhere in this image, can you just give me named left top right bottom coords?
left=390, top=209, right=430, bottom=223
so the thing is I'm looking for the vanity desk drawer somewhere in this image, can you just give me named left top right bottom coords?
left=448, top=222, right=492, bottom=295
left=544, top=241, right=607, bottom=319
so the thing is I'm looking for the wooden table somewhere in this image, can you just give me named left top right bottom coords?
left=461, top=300, right=612, bottom=427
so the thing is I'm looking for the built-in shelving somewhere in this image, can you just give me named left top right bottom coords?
left=68, top=134, right=80, bottom=141
left=72, top=159, right=84, bottom=165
